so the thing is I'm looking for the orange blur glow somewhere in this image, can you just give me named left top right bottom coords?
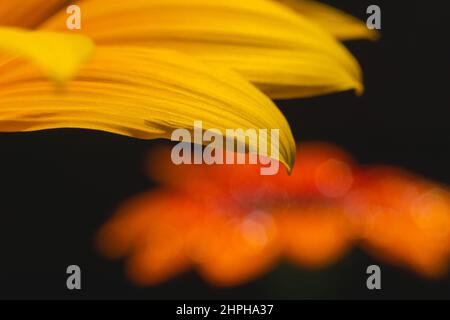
left=97, top=143, right=450, bottom=286
left=349, top=168, right=450, bottom=277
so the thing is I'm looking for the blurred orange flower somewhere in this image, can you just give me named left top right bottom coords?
left=97, top=143, right=450, bottom=286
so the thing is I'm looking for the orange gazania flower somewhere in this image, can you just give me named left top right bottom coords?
left=97, top=143, right=450, bottom=286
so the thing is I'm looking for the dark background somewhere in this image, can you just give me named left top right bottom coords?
left=0, top=0, right=449, bottom=299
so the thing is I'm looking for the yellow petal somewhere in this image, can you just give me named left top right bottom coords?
left=0, top=27, right=95, bottom=83
left=0, top=0, right=69, bottom=28
left=192, top=46, right=362, bottom=99
left=42, top=0, right=363, bottom=99
left=0, top=46, right=296, bottom=171
left=276, top=0, right=379, bottom=41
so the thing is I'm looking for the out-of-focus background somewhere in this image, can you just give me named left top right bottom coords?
left=0, top=0, right=449, bottom=299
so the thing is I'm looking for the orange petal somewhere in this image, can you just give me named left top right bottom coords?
left=195, top=209, right=281, bottom=287
left=97, top=191, right=202, bottom=285
left=350, top=168, right=450, bottom=277
left=274, top=205, right=354, bottom=268
left=96, top=191, right=169, bottom=259
left=125, top=231, right=192, bottom=286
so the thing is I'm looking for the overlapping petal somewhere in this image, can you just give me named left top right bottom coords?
left=0, top=46, right=296, bottom=171
left=41, top=0, right=364, bottom=98
left=0, top=0, right=377, bottom=167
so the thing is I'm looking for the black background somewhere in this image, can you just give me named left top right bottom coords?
left=0, top=0, right=449, bottom=299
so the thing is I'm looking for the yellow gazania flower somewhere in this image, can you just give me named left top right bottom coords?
left=0, top=0, right=374, bottom=171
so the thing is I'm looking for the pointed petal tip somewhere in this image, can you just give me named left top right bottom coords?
left=282, top=137, right=297, bottom=175
left=355, top=82, right=364, bottom=96
left=285, top=160, right=294, bottom=176
left=366, top=30, right=381, bottom=42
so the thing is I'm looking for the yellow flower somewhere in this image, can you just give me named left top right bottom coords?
left=0, top=0, right=373, bottom=171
